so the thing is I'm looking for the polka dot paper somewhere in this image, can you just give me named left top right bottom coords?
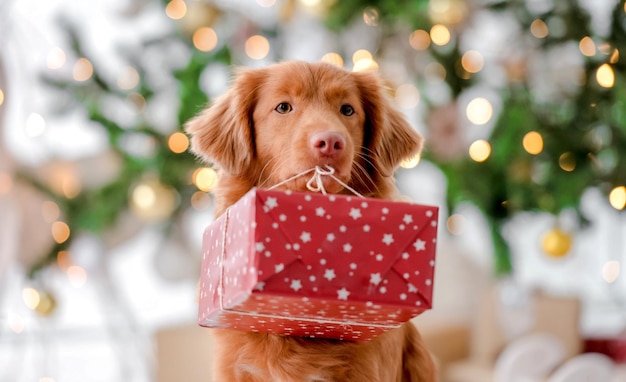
left=197, top=188, right=438, bottom=341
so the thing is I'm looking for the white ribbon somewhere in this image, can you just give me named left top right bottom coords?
left=268, top=165, right=365, bottom=198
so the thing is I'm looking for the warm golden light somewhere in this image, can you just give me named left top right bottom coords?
left=579, top=36, right=596, bottom=57
left=245, top=35, right=270, bottom=60
left=430, top=24, right=451, bottom=46
left=51, top=221, right=71, bottom=244
left=193, top=27, right=218, bottom=52
left=47, top=47, right=66, bottom=69
left=400, top=154, right=421, bottom=169
left=395, top=83, right=420, bottom=109
left=609, top=48, right=619, bottom=64
left=352, top=58, right=378, bottom=72
left=191, top=191, right=212, bottom=210
left=609, top=186, right=626, bottom=210
left=602, top=261, right=621, bottom=283
left=168, top=132, right=189, bottom=153
left=352, top=49, right=372, bottom=64
left=409, top=30, right=431, bottom=51
left=22, top=288, right=40, bottom=310
left=165, top=0, right=187, bottom=20
left=461, top=50, right=484, bottom=73
left=558, top=152, right=576, bottom=172
left=117, top=66, right=140, bottom=90
left=321, top=53, right=344, bottom=67
left=0, top=88, right=4, bottom=106
left=469, top=140, right=491, bottom=162
left=57, top=250, right=72, bottom=270
left=596, top=63, right=615, bottom=88
left=73, top=58, right=93, bottom=82
left=133, top=184, right=157, bottom=209
left=523, top=131, right=544, bottom=155
left=194, top=167, right=218, bottom=192
left=424, top=62, right=447, bottom=80
left=466, top=97, right=493, bottom=125
left=25, top=113, right=46, bottom=138
left=530, top=19, right=548, bottom=38
left=446, top=214, right=466, bottom=235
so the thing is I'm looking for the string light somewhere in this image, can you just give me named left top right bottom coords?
left=596, top=63, right=615, bottom=88
left=117, top=66, right=140, bottom=90
left=466, top=97, right=493, bottom=125
left=0, top=88, right=4, bottom=106
left=245, top=35, right=270, bottom=60
left=430, top=24, right=451, bottom=46
left=193, top=27, right=218, bottom=52
left=530, top=19, right=548, bottom=38
left=424, top=62, right=446, bottom=80
left=168, top=132, right=189, bottom=153
left=394, top=83, right=420, bottom=109
left=73, top=58, right=93, bottom=82
left=193, top=167, right=218, bottom=191
left=47, top=47, right=66, bottom=70
left=41, top=200, right=61, bottom=222
left=409, top=30, right=431, bottom=51
left=461, top=50, right=484, bottom=73
left=25, top=112, right=46, bottom=138
left=51, top=221, right=71, bottom=244
left=579, top=36, right=596, bottom=57
left=321, top=53, right=343, bottom=67
left=522, top=131, right=544, bottom=155
left=609, top=186, right=626, bottom=210
left=57, top=250, right=72, bottom=270
left=352, top=49, right=378, bottom=72
left=400, top=154, right=421, bottom=169
left=446, top=214, right=466, bottom=235
left=602, top=261, right=620, bottom=283
left=609, top=49, right=619, bottom=64
left=22, top=287, right=40, bottom=310
left=67, top=265, right=87, bottom=287
left=558, top=152, right=576, bottom=172
left=165, top=0, right=187, bottom=20
left=469, top=139, right=491, bottom=162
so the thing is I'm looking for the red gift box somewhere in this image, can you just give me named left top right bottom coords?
left=197, top=188, right=438, bottom=341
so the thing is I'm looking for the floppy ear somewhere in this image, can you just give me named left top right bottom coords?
left=353, top=71, right=423, bottom=176
left=185, top=68, right=266, bottom=175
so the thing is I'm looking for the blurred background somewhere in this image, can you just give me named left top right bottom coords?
left=1, top=0, right=626, bottom=381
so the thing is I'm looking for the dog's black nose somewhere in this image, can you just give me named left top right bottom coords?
left=310, top=132, right=345, bottom=156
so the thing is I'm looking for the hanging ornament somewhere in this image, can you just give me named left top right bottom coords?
left=129, top=176, right=179, bottom=223
left=541, top=227, right=573, bottom=258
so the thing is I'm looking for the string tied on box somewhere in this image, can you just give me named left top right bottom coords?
left=268, top=165, right=364, bottom=198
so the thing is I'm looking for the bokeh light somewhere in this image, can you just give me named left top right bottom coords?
left=193, top=167, right=218, bottom=192
left=352, top=49, right=378, bottom=71
left=0, top=171, right=12, bottom=195
left=245, top=35, right=270, bottom=60
left=22, top=288, right=40, bottom=310
left=168, top=132, right=190, bottom=153
left=165, top=0, right=187, bottom=20
left=394, top=83, right=420, bottom=109
left=430, top=24, right=451, bottom=46
left=409, top=30, right=431, bottom=51
left=51, top=221, right=71, bottom=244
left=609, top=186, right=626, bottom=210
left=579, top=36, right=596, bottom=57
left=461, top=50, right=484, bottom=73
left=117, top=66, right=140, bottom=90
left=469, top=139, right=491, bottom=162
left=400, top=154, right=421, bottom=169
left=73, top=58, right=93, bottom=82
left=0, top=88, right=4, bottom=106
left=530, top=19, right=548, bottom=38
left=446, top=214, right=466, bottom=235
left=321, top=52, right=343, bottom=67
left=193, top=27, right=218, bottom=52
left=25, top=112, right=46, bottom=137
left=466, top=97, right=493, bottom=125
left=363, top=7, right=379, bottom=26
left=67, top=265, right=88, bottom=288
left=596, top=63, right=615, bottom=88
left=602, top=261, right=620, bottom=283
left=558, top=152, right=576, bottom=172
left=523, top=131, right=544, bottom=155
left=41, top=200, right=61, bottom=222
left=256, top=0, right=276, bottom=6
left=47, top=47, right=66, bottom=69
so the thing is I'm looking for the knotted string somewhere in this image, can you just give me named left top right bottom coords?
left=268, top=165, right=365, bottom=198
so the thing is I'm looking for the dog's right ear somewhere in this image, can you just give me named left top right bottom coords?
left=185, top=68, right=265, bottom=175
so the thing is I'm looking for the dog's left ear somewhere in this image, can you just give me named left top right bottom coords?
left=353, top=71, right=423, bottom=176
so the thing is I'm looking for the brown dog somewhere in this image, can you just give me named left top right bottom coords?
left=186, top=61, right=435, bottom=381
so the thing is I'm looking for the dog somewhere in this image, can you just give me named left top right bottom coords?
left=186, top=61, right=436, bottom=382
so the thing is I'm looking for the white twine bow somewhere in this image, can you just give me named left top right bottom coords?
left=268, top=165, right=365, bottom=198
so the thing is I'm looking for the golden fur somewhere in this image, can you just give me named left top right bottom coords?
left=186, top=61, right=435, bottom=381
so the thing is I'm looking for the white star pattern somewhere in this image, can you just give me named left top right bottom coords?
left=337, top=288, right=350, bottom=300
left=315, top=207, right=326, bottom=217
left=275, top=263, right=285, bottom=273
left=408, top=283, right=418, bottom=293
left=327, top=233, right=335, bottom=242
left=403, top=214, right=413, bottom=224
left=265, top=197, right=278, bottom=210
left=255, top=281, right=265, bottom=291
left=370, top=273, right=382, bottom=285
left=363, top=225, right=371, bottom=232
left=343, top=243, right=352, bottom=253
left=426, top=210, right=433, bottom=217
left=413, top=239, right=426, bottom=251
left=290, top=279, right=302, bottom=292
left=382, top=233, right=394, bottom=246
left=349, top=208, right=362, bottom=220
left=255, top=242, right=265, bottom=252
left=300, top=231, right=311, bottom=243
left=324, top=269, right=336, bottom=281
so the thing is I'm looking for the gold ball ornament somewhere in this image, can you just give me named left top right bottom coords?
left=541, top=228, right=572, bottom=258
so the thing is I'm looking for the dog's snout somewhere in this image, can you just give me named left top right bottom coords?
left=310, top=132, right=345, bottom=156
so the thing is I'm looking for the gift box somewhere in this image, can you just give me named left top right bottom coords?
left=197, top=188, right=438, bottom=341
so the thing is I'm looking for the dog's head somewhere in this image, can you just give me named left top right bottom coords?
left=186, top=61, right=422, bottom=200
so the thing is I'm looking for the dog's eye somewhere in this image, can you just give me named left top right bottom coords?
left=275, top=102, right=293, bottom=114
left=340, top=104, right=355, bottom=116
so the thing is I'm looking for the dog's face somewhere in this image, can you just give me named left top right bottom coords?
left=186, top=61, right=422, bottom=206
